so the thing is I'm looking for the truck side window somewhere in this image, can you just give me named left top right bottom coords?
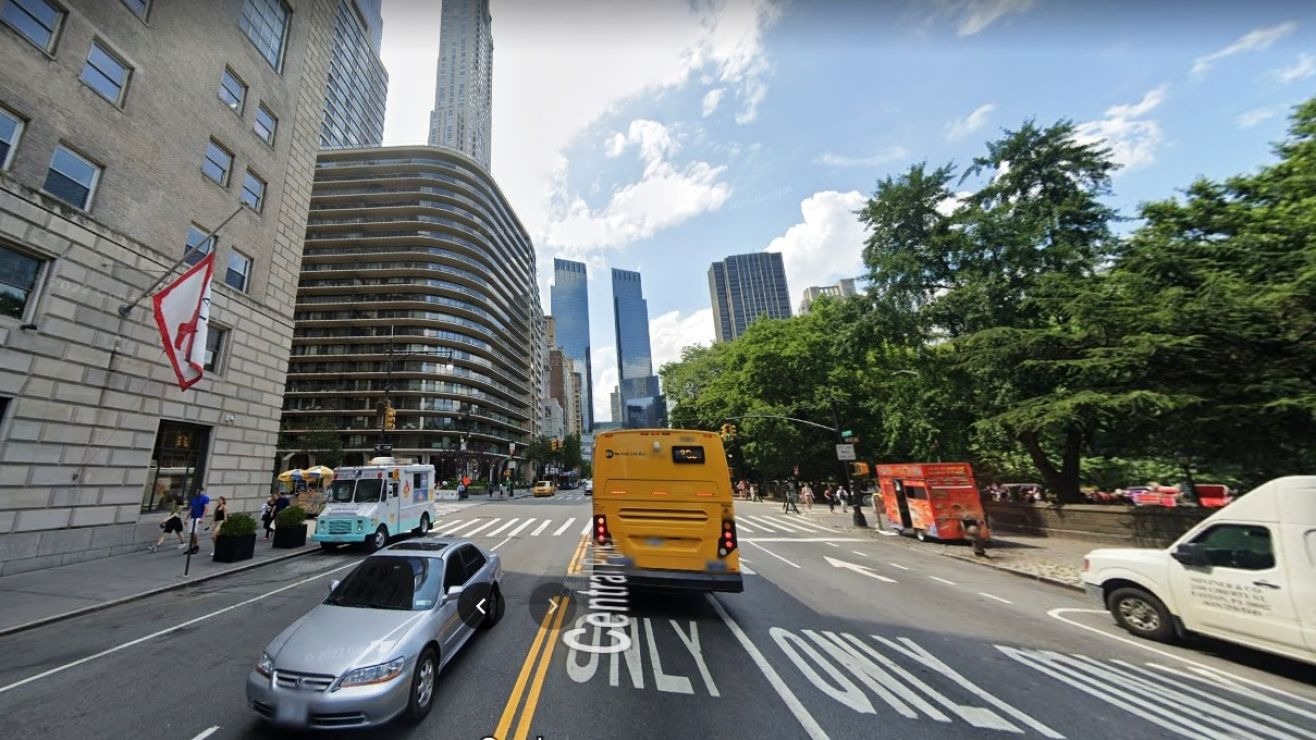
left=1191, top=524, right=1275, bottom=570
left=413, top=472, right=425, bottom=490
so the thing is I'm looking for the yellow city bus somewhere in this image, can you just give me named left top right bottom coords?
left=590, top=429, right=742, bottom=593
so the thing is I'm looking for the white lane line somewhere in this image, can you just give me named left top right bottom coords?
left=432, top=518, right=467, bottom=533
left=741, top=566, right=757, bottom=575
left=708, top=596, right=827, bottom=740
left=929, top=576, right=956, bottom=586
left=742, top=537, right=865, bottom=543
left=1143, top=662, right=1316, bottom=727
left=825, top=542, right=840, bottom=548
left=887, top=562, right=909, bottom=570
left=461, top=519, right=500, bottom=537
left=552, top=517, right=577, bottom=537
left=441, top=519, right=480, bottom=535
left=783, top=518, right=835, bottom=533
left=581, top=522, right=590, bottom=535
left=875, top=529, right=899, bottom=536
left=734, top=520, right=756, bottom=533
left=1047, top=608, right=1316, bottom=710
left=490, top=537, right=512, bottom=551
left=853, top=551, right=869, bottom=557
left=763, top=517, right=817, bottom=534
left=739, top=557, right=754, bottom=564
left=739, top=516, right=779, bottom=533
left=746, top=541, right=800, bottom=569
left=190, top=727, right=219, bottom=740
left=530, top=520, right=552, bottom=536
left=978, top=592, right=1012, bottom=604
left=0, top=560, right=359, bottom=696
left=485, top=518, right=522, bottom=537
left=507, top=518, right=536, bottom=537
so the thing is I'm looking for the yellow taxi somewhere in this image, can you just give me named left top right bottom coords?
left=532, top=480, right=557, bottom=497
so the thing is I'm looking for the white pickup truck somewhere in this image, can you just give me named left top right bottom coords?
left=1082, top=476, right=1316, bottom=666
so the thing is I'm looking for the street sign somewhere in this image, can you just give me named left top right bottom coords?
left=841, top=429, right=853, bottom=439
left=844, top=436, right=859, bottom=444
left=836, top=444, right=856, bottom=461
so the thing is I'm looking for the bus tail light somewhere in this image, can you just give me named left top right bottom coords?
left=719, top=520, right=738, bottom=557
left=594, top=515, right=612, bottom=546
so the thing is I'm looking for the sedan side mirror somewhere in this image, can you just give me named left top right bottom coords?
left=328, top=579, right=341, bottom=593
left=444, top=584, right=464, bottom=602
left=1171, top=543, right=1211, bottom=567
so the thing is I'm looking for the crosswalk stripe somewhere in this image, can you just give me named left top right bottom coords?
left=581, top=522, right=590, bottom=535
left=486, top=518, right=521, bottom=537
left=507, top=518, right=536, bottom=537
left=552, top=518, right=577, bottom=537
left=734, top=520, right=756, bottom=533
left=531, top=520, right=552, bottom=536
left=440, top=520, right=480, bottom=535
left=739, top=516, right=779, bottom=533
left=462, top=519, right=500, bottom=537
left=432, top=519, right=464, bottom=533
left=771, top=517, right=831, bottom=533
left=761, top=517, right=816, bottom=533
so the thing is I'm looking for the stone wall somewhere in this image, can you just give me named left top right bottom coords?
left=984, top=501, right=1214, bottom=547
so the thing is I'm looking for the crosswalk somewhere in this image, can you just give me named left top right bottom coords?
left=427, top=512, right=837, bottom=541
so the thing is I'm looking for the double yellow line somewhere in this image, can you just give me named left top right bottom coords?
left=493, top=536, right=589, bottom=740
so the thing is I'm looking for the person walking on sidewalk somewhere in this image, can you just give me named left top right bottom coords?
left=261, top=493, right=277, bottom=540
left=209, top=496, right=227, bottom=555
left=185, top=489, right=209, bottom=554
left=837, top=484, right=849, bottom=513
left=782, top=483, right=801, bottom=514
left=149, top=503, right=185, bottom=552
left=800, top=482, right=814, bottom=512
left=825, top=484, right=836, bottom=513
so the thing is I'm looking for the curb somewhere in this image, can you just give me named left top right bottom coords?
left=0, top=546, right=321, bottom=639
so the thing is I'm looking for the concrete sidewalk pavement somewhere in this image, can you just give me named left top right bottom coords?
left=742, top=498, right=1096, bottom=590
left=0, top=521, right=320, bottom=637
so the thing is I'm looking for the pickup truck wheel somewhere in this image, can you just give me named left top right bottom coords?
left=1108, top=587, right=1175, bottom=643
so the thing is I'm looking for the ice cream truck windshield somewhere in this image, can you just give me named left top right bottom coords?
left=327, top=478, right=385, bottom=503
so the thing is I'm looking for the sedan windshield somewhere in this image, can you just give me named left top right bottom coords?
left=325, top=555, right=444, bottom=611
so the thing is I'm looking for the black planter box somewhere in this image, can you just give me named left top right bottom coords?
left=213, top=533, right=256, bottom=563
left=273, top=524, right=307, bottom=549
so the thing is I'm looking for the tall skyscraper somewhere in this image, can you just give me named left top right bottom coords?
left=708, top=252, right=792, bottom=342
left=800, top=278, right=859, bottom=313
left=427, top=0, right=493, bottom=170
left=320, top=0, right=389, bottom=149
left=612, top=269, right=667, bottom=429
left=551, top=259, right=593, bottom=432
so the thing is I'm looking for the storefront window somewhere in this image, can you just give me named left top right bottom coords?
left=141, top=420, right=211, bottom=512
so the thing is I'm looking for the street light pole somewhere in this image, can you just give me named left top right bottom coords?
left=832, top=400, right=867, bottom=527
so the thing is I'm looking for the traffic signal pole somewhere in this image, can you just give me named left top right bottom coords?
left=831, top=401, right=867, bottom=528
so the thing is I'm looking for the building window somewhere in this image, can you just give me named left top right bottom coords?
left=0, top=243, right=44, bottom=320
left=238, top=0, right=290, bottom=70
left=120, top=0, right=148, bottom=20
left=80, top=41, right=132, bottom=106
left=1, top=0, right=63, bottom=52
left=253, top=103, right=277, bottom=145
left=204, top=325, right=226, bottom=372
left=225, top=250, right=251, bottom=292
left=202, top=139, right=232, bottom=186
left=183, top=224, right=213, bottom=266
left=0, top=107, right=23, bottom=170
left=239, top=170, right=265, bottom=211
left=218, top=67, right=246, bottom=114
left=142, top=420, right=211, bottom=512
left=43, top=145, right=101, bottom=210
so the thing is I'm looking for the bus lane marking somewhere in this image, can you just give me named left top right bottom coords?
left=825, top=556, right=896, bottom=583
left=562, top=616, right=719, bottom=697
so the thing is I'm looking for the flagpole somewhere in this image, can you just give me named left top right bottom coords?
left=117, top=206, right=245, bottom=318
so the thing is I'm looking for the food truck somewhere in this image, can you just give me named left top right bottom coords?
left=875, top=462, right=990, bottom=543
left=311, top=458, right=435, bottom=552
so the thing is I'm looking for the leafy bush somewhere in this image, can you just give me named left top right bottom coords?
left=275, top=505, right=307, bottom=528
left=221, top=512, right=258, bottom=537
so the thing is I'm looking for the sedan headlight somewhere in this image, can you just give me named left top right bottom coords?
left=255, top=652, right=274, bottom=678
left=337, top=657, right=406, bottom=688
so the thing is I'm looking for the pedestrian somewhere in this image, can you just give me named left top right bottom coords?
left=825, top=485, right=836, bottom=513
left=149, top=503, right=185, bottom=552
left=783, top=483, right=801, bottom=514
left=261, top=493, right=276, bottom=539
left=837, top=484, right=849, bottom=513
left=186, top=489, right=210, bottom=554
left=209, top=496, right=228, bottom=555
left=801, top=482, right=814, bottom=512
left=750, top=483, right=760, bottom=502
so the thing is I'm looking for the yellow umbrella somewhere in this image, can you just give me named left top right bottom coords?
left=277, top=469, right=300, bottom=484
left=303, top=465, right=335, bottom=482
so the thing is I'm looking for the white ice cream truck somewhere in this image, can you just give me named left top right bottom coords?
left=311, top=458, right=436, bottom=552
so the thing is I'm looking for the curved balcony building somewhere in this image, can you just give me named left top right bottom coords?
left=283, top=146, right=542, bottom=477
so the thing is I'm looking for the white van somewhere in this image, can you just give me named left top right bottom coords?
left=1082, top=476, right=1316, bottom=666
left=311, top=457, right=436, bottom=552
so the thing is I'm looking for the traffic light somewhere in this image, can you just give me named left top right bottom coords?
left=848, top=461, right=871, bottom=478
left=551, top=438, right=561, bottom=451
left=384, top=403, right=396, bottom=431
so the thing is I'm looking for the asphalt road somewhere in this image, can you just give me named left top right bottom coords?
left=0, top=494, right=1313, bottom=740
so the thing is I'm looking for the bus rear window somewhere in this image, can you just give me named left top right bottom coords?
left=672, top=446, right=705, bottom=464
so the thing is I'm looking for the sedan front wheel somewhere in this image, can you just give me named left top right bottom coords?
left=405, top=648, right=438, bottom=724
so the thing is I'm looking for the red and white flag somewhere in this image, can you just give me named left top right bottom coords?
left=152, top=253, right=215, bottom=390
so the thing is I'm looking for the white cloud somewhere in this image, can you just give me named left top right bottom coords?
left=936, top=191, right=973, bottom=217
left=649, top=308, right=715, bottom=375
left=951, top=0, right=1036, bottom=36
left=603, top=132, right=628, bottom=158
left=546, top=120, right=732, bottom=250
left=1235, top=107, right=1279, bottom=128
left=1191, top=21, right=1298, bottom=76
left=590, top=345, right=618, bottom=425
left=814, top=146, right=908, bottom=167
left=764, top=191, right=871, bottom=295
left=702, top=87, right=726, bottom=117
left=1275, top=53, right=1316, bottom=83
left=1075, top=85, right=1168, bottom=171
left=946, top=103, right=997, bottom=141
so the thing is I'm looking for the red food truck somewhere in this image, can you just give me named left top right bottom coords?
left=875, top=462, right=990, bottom=543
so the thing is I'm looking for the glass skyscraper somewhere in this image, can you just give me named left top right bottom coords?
left=320, top=0, right=388, bottom=149
left=551, top=259, right=593, bottom=432
left=428, top=0, right=493, bottom=170
left=708, top=251, right=792, bottom=342
left=612, top=269, right=667, bottom=428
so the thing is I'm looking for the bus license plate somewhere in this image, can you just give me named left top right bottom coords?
left=646, top=536, right=665, bottom=547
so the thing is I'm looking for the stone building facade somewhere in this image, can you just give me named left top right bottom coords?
left=0, top=0, right=337, bottom=575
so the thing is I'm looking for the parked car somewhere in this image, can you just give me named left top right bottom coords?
left=247, top=539, right=504, bottom=730
left=533, top=480, right=557, bottom=497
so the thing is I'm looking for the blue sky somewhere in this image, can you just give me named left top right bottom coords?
left=380, top=0, right=1316, bottom=423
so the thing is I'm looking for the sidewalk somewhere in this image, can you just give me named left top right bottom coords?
left=751, top=499, right=1095, bottom=590
left=0, top=521, right=320, bottom=637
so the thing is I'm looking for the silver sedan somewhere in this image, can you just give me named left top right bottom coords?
left=246, top=537, right=505, bottom=730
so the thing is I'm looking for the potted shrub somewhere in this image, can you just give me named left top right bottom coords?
left=214, top=512, right=258, bottom=563
left=273, top=505, right=308, bottom=548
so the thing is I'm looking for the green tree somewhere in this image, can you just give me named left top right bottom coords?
left=562, top=433, right=583, bottom=471
left=304, top=417, right=344, bottom=468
